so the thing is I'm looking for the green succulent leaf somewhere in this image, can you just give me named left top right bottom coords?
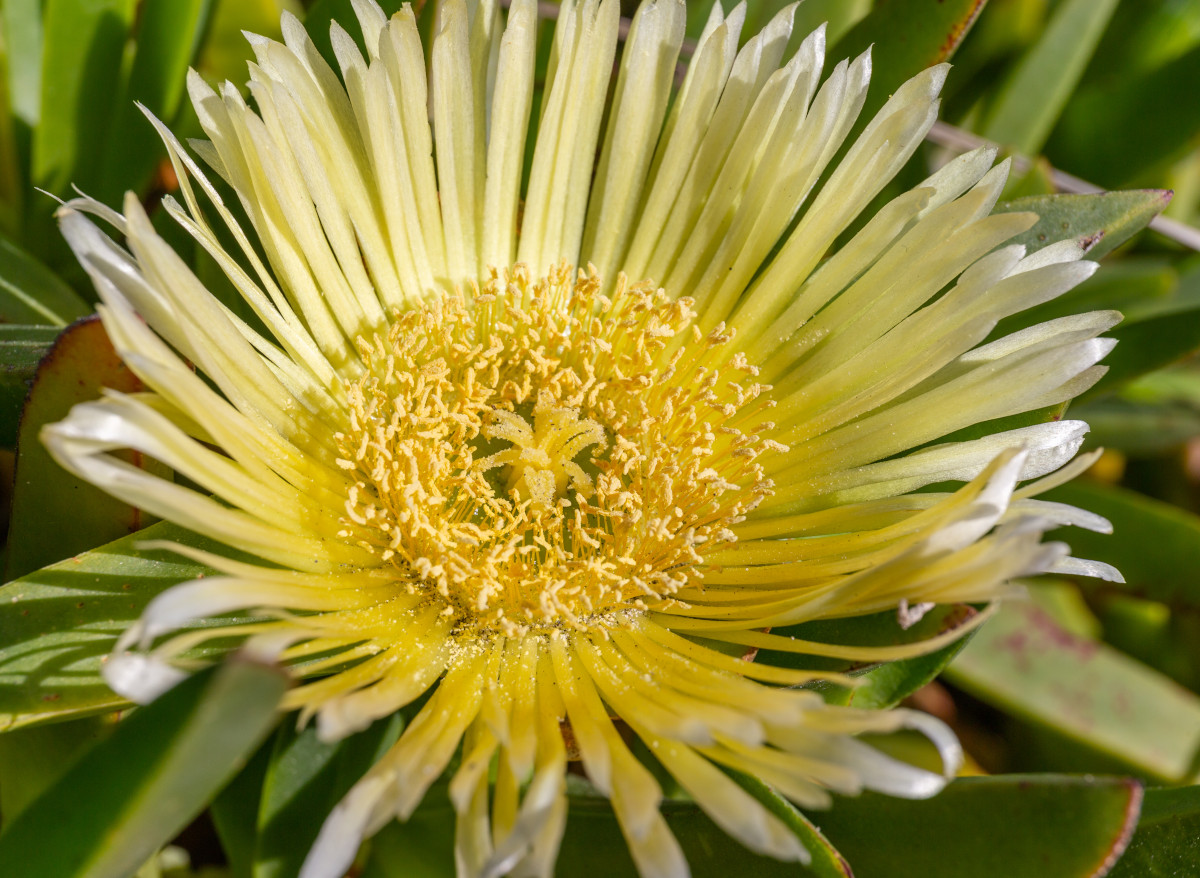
left=6, top=316, right=158, bottom=581
left=747, top=603, right=983, bottom=676
left=557, top=797, right=849, bottom=878
left=364, top=792, right=456, bottom=878
left=1085, top=0, right=1200, bottom=82
left=835, top=634, right=975, bottom=710
left=0, top=714, right=113, bottom=821
left=1074, top=397, right=1200, bottom=455
left=993, top=190, right=1171, bottom=260
left=1107, top=785, right=1200, bottom=878
left=1, top=0, right=43, bottom=129
left=0, top=658, right=287, bottom=878
left=979, top=0, right=1119, bottom=156
left=1083, top=363, right=1200, bottom=452
left=95, top=0, right=214, bottom=204
left=944, top=599, right=1200, bottom=782
left=830, top=0, right=987, bottom=132
left=0, top=519, right=224, bottom=731
left=367, top=776, right=853, bottom=878
left=1086, top=309, right=1200, bottom=401
left=988, top=255, right=1200, bottom=401
left=253, top=714, right=404, bottom=878
left=723, top=770, right=854, bottom=878
left=0, top=235, right=90, bottom=325
left=1049, top=44, right=1200, bottom=188
left=122, top=0, right=212, bottom=121
left=33, top=0, right=137, bottom=197
left=1046, top=480, right=1200, bottom=610
left=810, top=775, right=1142, bottom=878
left=0, top=323, right=60, bottom=447
left=211, top=737, right=274, bottom=878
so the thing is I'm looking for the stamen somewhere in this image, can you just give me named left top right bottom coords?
left=334, top=266, right=780, bottom=637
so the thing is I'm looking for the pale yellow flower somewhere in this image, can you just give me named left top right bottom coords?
left=43, top=1, right=1120, bottom=876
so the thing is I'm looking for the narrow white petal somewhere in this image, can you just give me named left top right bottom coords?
left=1050, top=556, right=1126, bottom=582
left=480, top=0, right=536, bottom=270
left=620, top=15, right=739, bottom=280
left=432, top=0, right=481, bottom=282
left=301, top=775, right=393, bottom=878
left=519, top=0, right=620, bottom=274
left=102, top=652, right=189, bottom=703
left=583, top=0, right=686, bottom=279
left=917, top=145, right=999, bottom=213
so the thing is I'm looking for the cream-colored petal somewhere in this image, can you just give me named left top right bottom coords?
left=432, top=0, right=481, bottom=283
left=519, top=0, right=620, bottom=274
left=636, top=20, right=820, bottom=293
left=728, top=62, right=946, bottom=338
left=550, top=638, right=688, bottom=878
left=769, top=420, right=1089, bottom=512
left=582, top=0, right=685, bottom=280
left=380, top=7, right=449, bottom=281
left=43, top=404, right=368, bottom=570
left=480, top=0, right=536, bottom=270
left=618, top=11, right=741, bottom=281
left=303, top=649, right=496, bottom=878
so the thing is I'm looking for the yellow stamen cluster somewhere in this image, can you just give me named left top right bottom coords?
left=336, top=264, right=783, bottom=636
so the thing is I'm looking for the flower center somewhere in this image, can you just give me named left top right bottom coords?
left=335, top=265, right=782, bottom=636
left=479, top=401, right=606, bottom=510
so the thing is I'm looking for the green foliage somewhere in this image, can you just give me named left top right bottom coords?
left=1051, top=46, right=1200, bottom=190
left=946, top=600, right=1200, bottom=782
left=210, top=738, right=273, bottom=878
left=0, top=715, right=114, bottom=820
left=978, top=0, right=1118, bottom=155
left=994, top=190, right=1172, bottom=260
left=33, top=0, right=138, bottom=199
left=839, top=637, right=975, bottom=711
left=1048, top=480, right=1200, bottom=609
left=252, top=716, right=404, bottom=878
left=830, top=0, right=987, bottom=142
left=0, top=0, right=242, bottom=275
left=366, top=774, right=854, bottom=878
left=0, top=521, right=221, bottom=730
left=0, top=324, right=61, bottom=446
left=1108, top=785, right=1200, bottom=878
left=811, top=775, right=1142, bottom=878
left=0, top=236, right=89, bottom=325
left=0, top=659, right=286, bottom=878
left=6, top=317, right=154, bottom=579
left=363, top=772, right=1147, bottom=878
left=97, top=0, right=215, bottom=206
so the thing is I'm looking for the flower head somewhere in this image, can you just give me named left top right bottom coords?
left=43, top=0, right=1120, bottom=875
